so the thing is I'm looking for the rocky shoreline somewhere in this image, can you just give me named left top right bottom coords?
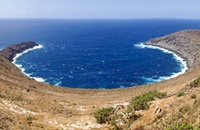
left=0, top=41, right=39, bottom=62
left=145, top=29, right=200, bottom=70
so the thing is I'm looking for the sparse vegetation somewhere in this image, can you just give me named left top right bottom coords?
left=94, top=107, right=114, bottom=124
left=16, top=95, right=23, bottom=101
left=165, top=122, right=194, bottom=130
left=177, top=92, right=185, bottom=97
left=146, top=122, right=151, bottom=126
left=94, top=91, right=166, bottom=129
left=154, top=95, right=200, bottom=130
left=26, top=115, right=33, bottom=121
left=191, top=94, right=196, bottom=99
left=193, top=99, right=200, bottom=109
left=94, top=105, right=142, bottom=129
left=190, top=76, right=200, bottom=87
left=60, top=100, right=70, bottom=103
left=180, top=105, right=191, bottom=114
left=28, top=100, right=32, bottom=104
left=0, top=93, right=7, bottom=99
left=26, top=115, right=37, bottom=122
left=129, top=91, right=166, bottom=110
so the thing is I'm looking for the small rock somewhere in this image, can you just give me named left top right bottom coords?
left=155, top=108, right=162, bottom=114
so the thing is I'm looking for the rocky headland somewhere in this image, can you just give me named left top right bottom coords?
left=0, top=30, right=200, bottom=129
left=145, top=29, right=200, bottom=70
left=0, top=41, right=38, bottom=62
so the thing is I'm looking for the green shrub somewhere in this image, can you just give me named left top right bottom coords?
left=0, top=93, right=6, bottom=99
left=26, top=115, right=37, bottom=121
left=194, top=100, right=200, bottom=108
left=191, top=94, right=196, bottom=99
left=190, top=76, right=200, bottom=87
left=164, top=121, right=194, bottom=130
left=146, top=122, right=151, bottom=126
left=180, top=105, right=191, bottom=114
left=26, top=115, right=33, bottom=121
left=130, top=91, right=166, bottom=111
left=177, top=92, right=185, bottom=97
left=196, top=122, right=200, bottom=129
left=137, top=114, right=143, bottom=118
left=127, top=121, right=133, bottom=127
left=94, top=107, right=114, bottom=124
left=175, top=122, right=194, bottom=130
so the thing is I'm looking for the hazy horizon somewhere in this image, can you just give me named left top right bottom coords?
left=0, top=17, right=199, bottom=21
left=0, top=0, right=199, bottom=19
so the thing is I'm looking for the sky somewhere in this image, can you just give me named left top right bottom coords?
left=0, top=0, right=199, bottom=19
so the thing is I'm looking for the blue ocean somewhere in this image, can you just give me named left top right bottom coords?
left=0, top=19, right=200, bottom=89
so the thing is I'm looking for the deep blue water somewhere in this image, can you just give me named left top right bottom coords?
left=0, top=19, right=200, bottom=89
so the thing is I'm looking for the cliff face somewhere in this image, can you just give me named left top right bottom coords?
left=145, top=29, right=200, bottom=70
left=0, top=41, right=38, bottom=62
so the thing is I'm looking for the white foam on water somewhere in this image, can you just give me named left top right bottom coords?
left=31, top=76, right=46, bottom=82
left=135, top=43, right=188, bottom=83
left=55, top=81, right=62, bottom=86
left=120, top=85, right=125, bottom=88
left=12, top=44, right=46, bottom=82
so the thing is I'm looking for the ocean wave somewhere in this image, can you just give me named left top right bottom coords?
left=55, top=81, right=62, bottom=86
left=31, top=76, right=46, bottom=82
left=135, top=43, right=188, bottom=83
left=141, top=76, right=166, bottom=84
left=12, top=44, right=46, bottom=82
left=120, top=85, right=125, bottom=88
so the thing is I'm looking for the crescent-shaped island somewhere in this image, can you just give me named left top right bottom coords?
left=1, top=29, right=200, bottom=129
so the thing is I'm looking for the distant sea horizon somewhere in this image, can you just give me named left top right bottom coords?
left=0, top=19, right=200, bottom=89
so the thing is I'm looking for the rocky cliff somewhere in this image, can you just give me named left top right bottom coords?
left=145, top=29, right=200, bottom=70
left=0, top=41, right=38, bottom=62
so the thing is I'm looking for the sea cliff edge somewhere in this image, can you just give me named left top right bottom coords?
left=145, top=29, right=200, bottom=70
left=0, top=41, right=39, bottom=62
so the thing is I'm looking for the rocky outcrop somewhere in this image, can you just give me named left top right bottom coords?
left=145, top=29, right=200, bottom=70
left=0, top=41, right=38, bottom=62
